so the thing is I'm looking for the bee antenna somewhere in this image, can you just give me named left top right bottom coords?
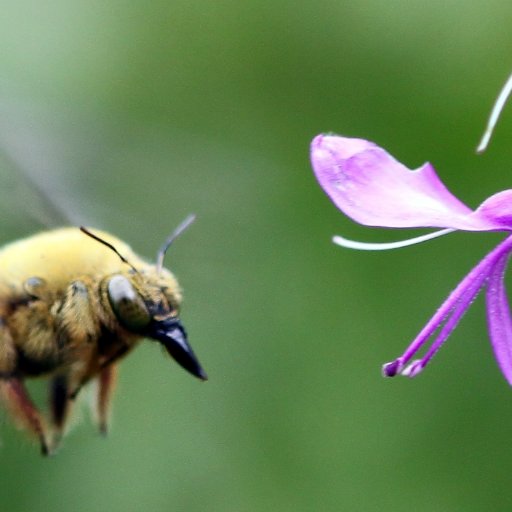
left=80, top=227, right=139, bottom=274
left=156, top=214, right=196, bottom=273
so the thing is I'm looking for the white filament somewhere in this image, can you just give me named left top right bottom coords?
left=477, top=72, right=512, bottom=154
left=332, top=228, right=456, bottom=251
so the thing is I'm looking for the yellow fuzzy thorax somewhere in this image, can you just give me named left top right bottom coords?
left=0, top=227, right=147, bottom=293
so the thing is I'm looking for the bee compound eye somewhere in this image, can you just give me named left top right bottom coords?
left=107, top=275, right=151, bottom=331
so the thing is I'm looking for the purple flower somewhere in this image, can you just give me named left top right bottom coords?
left=310, top=134, right=512, bottom=385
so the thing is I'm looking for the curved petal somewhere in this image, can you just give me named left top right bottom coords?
left=473, top=190, right=512, bottom=230
left=311, top=134, right=500, bottom=231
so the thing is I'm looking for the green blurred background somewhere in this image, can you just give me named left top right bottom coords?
left=0, top=1, right=512, bottom=511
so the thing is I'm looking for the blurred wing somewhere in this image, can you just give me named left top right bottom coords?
left=0, top=100, right=94, bottom=236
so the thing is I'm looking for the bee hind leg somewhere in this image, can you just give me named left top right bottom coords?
left=0, top=378, right=52, bottom=455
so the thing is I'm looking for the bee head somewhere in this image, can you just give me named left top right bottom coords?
left=81, top=220, right=207, bottom=381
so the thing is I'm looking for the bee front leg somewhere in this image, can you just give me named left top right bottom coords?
left=52, top=278, right=100, bottom=433
left=0, top=378, right=51, bottom=455
left=96, top=364, right=118, bottom=436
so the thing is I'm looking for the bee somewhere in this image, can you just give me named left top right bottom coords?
left=0, top=215, right=206, bottom=455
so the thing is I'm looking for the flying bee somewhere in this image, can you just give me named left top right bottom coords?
left=0, top=215, right=206, bottom=455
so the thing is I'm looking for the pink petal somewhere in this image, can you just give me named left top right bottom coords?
left=485, top=248, right=512, bottom=385
left=383, top=233, right=506, bottom=378
left=473, top=190, right=512, bottom=229
left=311, top=134, right=498, bottom=231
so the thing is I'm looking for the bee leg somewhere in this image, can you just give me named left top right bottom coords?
left=49, top=374, right=73, bottom=451
left=0, top=378, right=51, bottom=455
left=96, top=364, right=118, bottom=436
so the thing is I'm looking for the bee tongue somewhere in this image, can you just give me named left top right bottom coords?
left=149, top=318, right=207, bottom=381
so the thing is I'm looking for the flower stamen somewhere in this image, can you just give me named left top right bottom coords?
left=477, top=71, right=512, bottom=154
left=333, top=228, right=456, bottom=251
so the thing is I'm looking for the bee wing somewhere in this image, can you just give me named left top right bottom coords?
left=0, top=101, right=95, bottom=232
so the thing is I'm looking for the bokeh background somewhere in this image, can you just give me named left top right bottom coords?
left=0, top=1, right=512, bottom=511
